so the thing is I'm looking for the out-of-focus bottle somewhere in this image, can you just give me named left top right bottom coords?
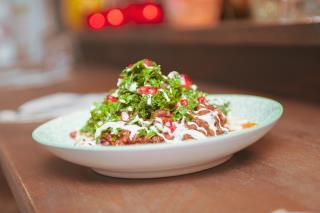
left=250, top=0, right=320, bottom=23
left=163, top=0, right=223, bottom=29
left=0, top=0, right=72, bottom=88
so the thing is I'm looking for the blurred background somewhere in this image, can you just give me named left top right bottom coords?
left=0, top=0, right=320, bottom=102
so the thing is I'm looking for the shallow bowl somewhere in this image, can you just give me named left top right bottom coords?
left=32, top=94, right=283, bottom=178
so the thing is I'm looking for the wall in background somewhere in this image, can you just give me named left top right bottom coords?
left=77, top=40, right=320, bottom=103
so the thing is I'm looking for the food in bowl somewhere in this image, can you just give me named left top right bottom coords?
left=71, top=59, right=255, bottom=146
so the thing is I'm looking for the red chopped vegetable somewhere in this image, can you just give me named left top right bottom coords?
left=143, top=59, right=153, bottom=67
left=69, top=131, right=77, bottom=139
left=137, top=86, right=158, bottom=95
left=198, top=96, right=206, bottom=104
left=155, top=110, right=172, bottom=118
left=137, top=86, right=151, bottom=95
left=180, top=99, right=188, bottom=107
left=180, top=74, right=192, bottom=88
left=164, top=120, right=176, bottom=132
left=106, top=95, right=118, bottom=103
left=148, top=87, right=158, bottom=95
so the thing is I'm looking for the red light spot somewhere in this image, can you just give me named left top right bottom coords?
left=142, top=4, right=159, bottom=20
left=88, top=13, right=105, bottom=29
left=107, top=9, right=124, bottom=26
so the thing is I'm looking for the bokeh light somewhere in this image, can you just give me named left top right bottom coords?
left=88, top=13, right=105, bottom=29
left=142, top=4, right=159, bottom=21
left=106, top=9, right=125, bottom=26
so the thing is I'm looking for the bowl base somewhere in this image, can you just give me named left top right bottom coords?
left=93, top=155, right=232, bottom=179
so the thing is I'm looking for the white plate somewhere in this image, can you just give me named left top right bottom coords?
left=32, top=94, right=283, bottom=178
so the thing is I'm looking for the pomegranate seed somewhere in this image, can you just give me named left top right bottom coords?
left=148, top=87, right=158, bottom=95
left=69, top=131, right=77, bottom=139
left=198, top=96, right=206, bottom=104
left=106, top=95, right=118, bottom=103
left=155, top=110, right=172, bottom=118
left=121, top=112, right=130, bottom=121
left=137, top=86, right=151, bottom=95
left=180, top=99, right=188, bottom=107
left=180, top=74, right=192, bottom=88
left=164, top=121, right=176, bottom=132
left=137, top=86, right=158, bottom=95
left=143, top=59, right=153, bottom=67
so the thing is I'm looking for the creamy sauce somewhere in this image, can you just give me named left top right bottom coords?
left=117, top=78, right=122, bottom=86
left=226, top=116, right=248, bottom=131
left=197, top=111, right=219, bottom=136
left=128, top=82, right=137, bottom=92
left=187, top=121, right=208, bottom=134
left=112, top=89, right=119, bottom=97
left=95, top=121, right=147, bottom=140
left=76, top=107, right=253, bottom=147
left=159, top=89, right=170, bottom=101
left=146, top=94, right=152, bottom=105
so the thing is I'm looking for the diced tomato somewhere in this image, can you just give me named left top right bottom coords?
left=69, top=131, right=77, bottom=139
left=180, top=74, right=192, bottom=88
left=127, top=63, right=133, bottom=68
left=164, top=121, right=176, bottom=132
left=137, top=86, right=158, bottom=95
left=144, top=58, right=153, bottom=67
left=106, top=95, right=118, bottom=102
left=180, top=99, right=188, bottom=107
left=121, top=112, right=130, bottom=121
left=198, top=96, right=206, bottom=104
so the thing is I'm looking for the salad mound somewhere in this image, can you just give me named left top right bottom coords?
left=80, top=59, right=230, bottom=146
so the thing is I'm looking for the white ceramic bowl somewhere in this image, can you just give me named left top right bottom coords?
left=32, top=94, right=283, bottom=178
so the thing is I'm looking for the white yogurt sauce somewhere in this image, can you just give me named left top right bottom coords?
left=95, top=121, right=147, bottom=140
left=146, top=94, right=152, bottom=105
left=196, top=111, right=219, bottom=136
left=159, top=89, right=170, bottom=101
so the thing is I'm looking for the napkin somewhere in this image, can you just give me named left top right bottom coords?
left=0, top=92, right=105, bottom=123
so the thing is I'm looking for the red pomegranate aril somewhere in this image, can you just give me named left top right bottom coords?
left=121, top=112, right=130, bottom=121
left=106, top=95, right=118, bottom=102
left=198, top=96, right=206, bottom=104
left=148, top=87, right=158, bottom=95
left=156, top=110, right=172, bottom=118
left=164, top=121, right=176, bottom=132
left=137, top=86, right=151, bottom=95
left=180, top=74, right=192, bottom=88
left=144, top=59, right=153, bottom=67
left=69, top=131, right=77, bottom=139
left=137, top=86, right=158, bottom=95
left=180, top=99, right=188, bottom=107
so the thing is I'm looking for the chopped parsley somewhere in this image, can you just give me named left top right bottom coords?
left=81, top=59, right=229, bottom=136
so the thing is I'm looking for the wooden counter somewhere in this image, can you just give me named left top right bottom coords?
left=0, top=68, right=319, bottom=213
